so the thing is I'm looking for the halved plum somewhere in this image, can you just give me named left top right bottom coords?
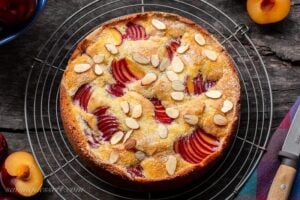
left=150, top=98, right=173, bottom=124
left=185, top=74, right=216, bottom=95
left=174, top=128, right=219, bottom=164
left=73, top=84, right=92, bottom=111
left=123, top=22, right=148, bottom=40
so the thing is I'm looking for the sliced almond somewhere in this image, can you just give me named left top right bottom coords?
left=166, top=107, right=180, bottom=119
left=94, top=64, right=104, bottom=75
left=141, top=72, right=157, bottom=86
left=150, top=54, right=160, bottom=67
left=121, top=101, right=130, bottom=114
left=132, top=104, right=142, bottom=118
left=135, top=151, right=146, bottom=161
left=110, top=131, right=124, bottom=145
left=159, top=58, right=170, bottom=72
left=123, top=130, right=133, bottom=143
left=109, top=151, right=119, bottom=164
left=124, top=139, right=137, bottom=150
left=194, top=33, right=206, bottom=46
left=105, top=43, right=118, bottom=55
left=151, top=19, right=166, bottom=30
left=74, top=63, right=91, bottom=73
left=92, top=54, right=104, bottom=63
left=183, top=114, right=198, bottom=125
left=166, top=155, right=177, bottom=175
left=177, top=45, right=189, bottom=54
left=157, top=124, right=168, bottom=139
left=166, top=70, right=179, bottom=82
left=132, top=53, right=150, bottom=65
left=213, top=114, right=228, bottom=126
left=221, top=100, right=233, bottom=113
left=171, top=80, right=185, bottom=91
left=125, top=117, right=140, bottom=129
left=205, top=90, right=223, bottom=99
left=202, top=49, right=218, bottom=61
left=171, top=56, right=184, bottom=73
left=171, top=92, right=184, bottom=101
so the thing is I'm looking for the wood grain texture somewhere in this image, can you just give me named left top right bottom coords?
left=267, top=164, right=297, bottom=200
left=0, top=0, right=299, bottom=199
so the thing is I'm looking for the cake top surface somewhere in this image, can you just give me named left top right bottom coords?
left=61, top=12, right=240, bottom=180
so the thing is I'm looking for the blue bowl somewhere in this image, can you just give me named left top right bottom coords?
left=0, top=0, right=47, bottom=45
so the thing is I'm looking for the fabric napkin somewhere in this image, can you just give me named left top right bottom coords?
left=237, top=97, right=300, bottom=200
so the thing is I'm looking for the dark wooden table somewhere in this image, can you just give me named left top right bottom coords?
left=0, top=0, right=299, bottom=199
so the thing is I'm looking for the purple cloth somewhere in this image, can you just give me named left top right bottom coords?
left=238, top=97, right=300, bottom=200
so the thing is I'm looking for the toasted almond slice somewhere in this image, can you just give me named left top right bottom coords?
left=213, top=114, right=228, bottom=126
left=110, top=131, right=124, bottom=145
left=105, top=43, right=118, bottom=55
left=221, top=100, right=233, bottom=113
left=194, top=33, right=206, bottom=46
left=92, top=54, right=105, bottom=63
left=74, top=63, right=91, bottom=73
left=202, top=49, right=218, bottom=61
left=159, top=58, right=170, bottom=72
left=151, top=19, right=166, bottom=30
left=125, top=117, right=140, bottom=129
left=123, top=130, right=133, bottom=143
left=150, top=54, right=160, bottom=67
left=157, top=124, right=168, bottom=139
left=171, top=56, right=184, bottom=73
left=183, top=114, right=198, bottom=125
left=135, top=151, right=146, bottom=161
left=176, top=45, right=189, bottom=54
left=171, top=92, right=184, bottom=101
left=94, top=64, right=104, bottom=75
left=141, top=72, right=157, bottom=86
left=171, top=80, right=185, bottom=91
left=132, top=104, right=142, bottom=118
left=132, top=53, right=150, bottom=65
left=166, top=155, right=177, bottom=175
left=109, top=151, right=119, bottom=164
left=166, top=70, right=179, bottom=82
left=205, top=90, right=223, bottom=99
left=121, top=101, right=130, bottom=114
left=166, top=107, right=180, bottom=119
left=124, top=139, right=137, bottom=150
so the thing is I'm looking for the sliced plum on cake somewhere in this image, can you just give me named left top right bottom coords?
left=185, top=74, right=216, bottom=95
left=127, top=164, right=144, bottom=178
left=166, top=38, right=181, bottom=60
left=108, top=58, right=145, bottom=97
left=73, top=84, right=93, bottom=111
left=123, top=22, right=149, bottom=40
left=150, top=98, right=173, bottom=124
left=93, top=106, right=120, bottom=141
left=84, top=128, right=101, bottom=148
left=174, top=128, right=220, bottom=164
left=108, top=27, right=123, bottom=46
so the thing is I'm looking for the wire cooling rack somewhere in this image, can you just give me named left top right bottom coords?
left=24, top=0, right=273, bottom=199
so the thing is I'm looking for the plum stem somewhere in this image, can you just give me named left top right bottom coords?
left=261, top=0, right=275, bottom=11
left=16, top=164, right=30, bottom=180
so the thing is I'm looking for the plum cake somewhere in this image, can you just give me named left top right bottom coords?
left=60, top=12, right=240, bottom=189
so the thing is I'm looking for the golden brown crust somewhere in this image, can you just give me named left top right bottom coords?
left=60, top=12, right=240, bottom=190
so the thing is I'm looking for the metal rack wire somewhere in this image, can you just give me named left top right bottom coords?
left=24, top=0, right=273, bottom=199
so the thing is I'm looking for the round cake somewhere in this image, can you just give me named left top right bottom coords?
left=60, top=12, right=240, bottom=190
